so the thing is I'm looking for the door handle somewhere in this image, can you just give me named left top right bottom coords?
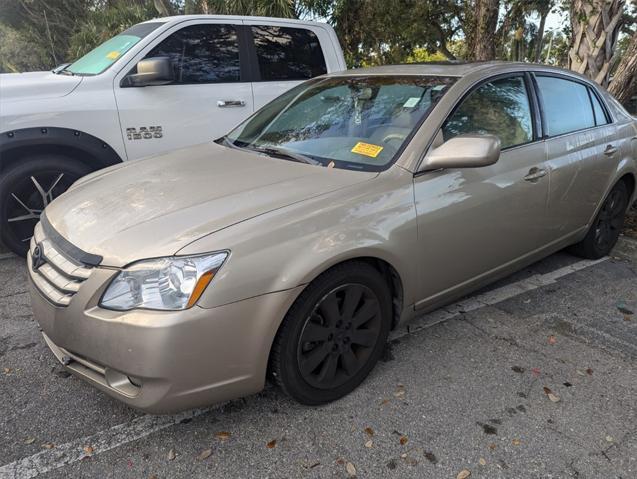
left=217, top=100, right=246, bottom=108
left=603, top=144, right=618, bottom=156
left=523, top=167, right=547, bottom=182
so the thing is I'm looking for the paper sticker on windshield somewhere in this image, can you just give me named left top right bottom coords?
left=351, top=142, right=384, bottom=158
left=106, top=51, right=121, bottom=60
left=403, top=97, right=420, bottom=108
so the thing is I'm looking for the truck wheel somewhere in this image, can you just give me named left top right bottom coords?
left=0, top=155, right=90, bottom=257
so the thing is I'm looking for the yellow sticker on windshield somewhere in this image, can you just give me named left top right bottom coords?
left=351, top=142, right=384, bottom=158
left=106, top=51, right=121, bottom=60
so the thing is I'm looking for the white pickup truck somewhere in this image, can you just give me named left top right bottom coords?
left=0, top=15, right=346, bottom=256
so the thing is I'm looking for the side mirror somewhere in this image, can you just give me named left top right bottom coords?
left=121, top=57, right=173, bottom=87
left=419, top=134, right=501, bottom=172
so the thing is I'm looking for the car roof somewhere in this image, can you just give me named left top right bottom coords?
left=330, top=61, right=587, bottom=79
left=142, top=14, right=330, bottom=27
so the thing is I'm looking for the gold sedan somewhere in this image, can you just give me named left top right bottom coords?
left=27, top=63, right=637, bottom=413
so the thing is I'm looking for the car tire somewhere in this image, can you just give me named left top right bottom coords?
left=269, top=261, right=392, bottom=405
left=569, top=180, right=630, bottom=260
left=0, top=155, right=90, bottom=257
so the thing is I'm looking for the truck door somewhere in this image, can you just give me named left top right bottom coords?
left=114, top=20, right=254, bottom=159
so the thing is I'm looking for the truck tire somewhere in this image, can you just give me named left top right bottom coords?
left=0, top=155, right=91, bottom=257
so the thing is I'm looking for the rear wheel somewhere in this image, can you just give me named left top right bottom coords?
left=569, top=180, right=630, bottom=259
left=270, top=262, right=392, bottom=405
left=0, top=156, right=90, bottom=256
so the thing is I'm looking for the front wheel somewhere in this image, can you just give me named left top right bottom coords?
left=270, top=262, right=392, bottom=405
left=0, top=156, right=90, bottom=256
left=569, top=180, right=630, bottom=259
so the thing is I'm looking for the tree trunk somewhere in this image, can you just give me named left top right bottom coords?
left=608, top=30, right=637, bottom=105
left=465, top=0, right=500, bottom=61
left=568, top=0, right=625, bottom=87
left=534, top=8, right=549, bottom=62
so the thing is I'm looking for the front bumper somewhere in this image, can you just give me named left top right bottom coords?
left=28, top=268, right=303, bottom=414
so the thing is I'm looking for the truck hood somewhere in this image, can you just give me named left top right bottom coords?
left=0, top=71, right=82, bottom=103
left=44, top=142, right=375, bottom=267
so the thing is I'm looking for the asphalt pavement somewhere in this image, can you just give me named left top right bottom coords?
left=1, top=251, right=635, bottom=479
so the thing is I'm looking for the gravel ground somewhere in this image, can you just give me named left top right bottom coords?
left=0, top=252, right=636, bottom=479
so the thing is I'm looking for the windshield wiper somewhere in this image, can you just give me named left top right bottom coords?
left=248, top=145, right=320, bottom=165
left=52, top=63, right=73, bottom=75
left=216, top=137, right=320, bottom=166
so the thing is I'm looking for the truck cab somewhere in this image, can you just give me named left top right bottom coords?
left=0, top=15, right=346, bottom=256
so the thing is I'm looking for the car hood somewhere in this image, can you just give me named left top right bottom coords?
left=0, top=71, right=82, bottom=103
left=44, top=142, right=376, bottom=267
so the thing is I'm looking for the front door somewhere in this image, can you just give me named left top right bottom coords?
left=114, top=21, right=253, bottom=160
left=413, top=74, right=550, bottom=306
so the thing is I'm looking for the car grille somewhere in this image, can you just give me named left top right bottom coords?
left=27, top=222, right=93, bottom=306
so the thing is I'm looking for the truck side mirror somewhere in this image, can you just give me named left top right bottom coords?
left=121, top=57, right=173, bottom=87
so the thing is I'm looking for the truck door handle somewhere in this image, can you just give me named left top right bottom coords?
left=523, top=167, right=547, bottom=182
left=603, top=145, right=618, bottom=156
left=217, top=100, right=246, bottom=108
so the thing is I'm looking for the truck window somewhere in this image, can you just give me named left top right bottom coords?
left=145, top=24, right=241, bottom=84
left=251, top=25, right=327, bottom=81
left=66, top=22, right=165, bottom=75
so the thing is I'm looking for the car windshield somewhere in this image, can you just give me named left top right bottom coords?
left=224, top=75, right=457, bottom=171
left=64, top=22, right=165, bottom=76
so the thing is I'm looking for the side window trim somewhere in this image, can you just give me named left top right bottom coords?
left=530, top=71, right=614, bottom=139
left=439, top=72, right=538, bottom=151
left=587, top=85, right=611, bottom=126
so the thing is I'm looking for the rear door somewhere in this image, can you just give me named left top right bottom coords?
left=533, top=74, right=617, bottom=240
left=114, top=20, right=253, bottom=159
left=244, top=22, right=330, bottom=110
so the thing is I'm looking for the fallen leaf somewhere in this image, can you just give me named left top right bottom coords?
left=586, top=368, right=593, bottom=375
left=336, top=458, right=346, bottom=465
left=488, top=443, right=497, bottom=450
left=266, top=439, right=277, bottom=449
left=531, top=367, right=541, bottom=377
left=399, top=436, right=408, bottom=446
left=24, top=438, right=35, bottom=445
left=149, top=475, right=158, bottom=479
left=548, top=335, right=557, bottom=345
left=624, top=315, right=632, bottom=321
left=543, top=386, right=561, bottom=402
left=364, top=440, right=373, bottom=448
left=41, top=443, right=54, bottom=449
left=346, top=461, right=357, bottom=477
left=400, top=453, right=407, bottom=458
left=576, top=369, right=586, bottom=376
left=380, top=399, right=390, bottom=406
left=393, top=389, right=405, bottom=399
left=364, top=427, right=374, bottom=437
left=167, top=449, right=176, bottom=461
left=605, top=435, right=614, bottom=443
left=3, top=368, right=11, bottom=374
left=512, top=439, right=521, bottom=446
left=457, top=468, right=471, bottom=479
left=479, top=458, right=486, bottom=466
left=83, top=446, right=94, bottom=455
left=511, top=366, right=525, bottom=373
left=197, top=448, right=212, bottom=461
left=215, top=431, right=231, bottom=441
left=405, top=456, right=418, bottom=466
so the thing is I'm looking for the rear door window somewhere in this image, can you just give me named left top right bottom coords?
left=251, top=25, right=327, bottom=81
left=536, top=76, right=595, bottom=136
left=145, top=24, right=241, bottom=84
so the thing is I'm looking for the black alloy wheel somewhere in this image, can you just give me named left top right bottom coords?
left=569, top=180, right=630, bottom=259
left=297, top=283, right=382, bottom=390
left=0, top=156, right=89, bottom=256
left=270, top=262, right=392, bottom=405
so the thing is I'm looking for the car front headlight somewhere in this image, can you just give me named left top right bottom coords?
left=99, top=252, right=228, bottom=311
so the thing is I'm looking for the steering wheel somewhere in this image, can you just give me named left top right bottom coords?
left=382, top=133, right=407, bottom=144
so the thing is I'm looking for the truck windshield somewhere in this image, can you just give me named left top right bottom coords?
left=65, top=22, right=165, bottom=76
left=224, top=75, right=457, bottom=171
